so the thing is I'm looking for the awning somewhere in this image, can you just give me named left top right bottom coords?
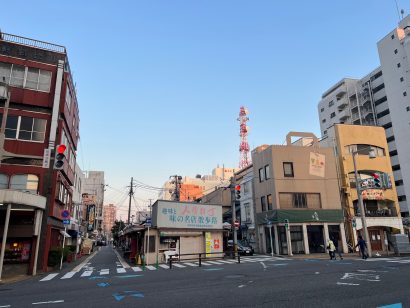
left=60, top=230, right=71, bottom=238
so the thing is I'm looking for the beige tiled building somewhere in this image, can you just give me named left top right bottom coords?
left=322, top=124, right=404, bottom=252
left=252, top=132, right=347, bottom=255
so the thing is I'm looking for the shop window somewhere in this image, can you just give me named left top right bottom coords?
left=10, top=174, right=39, bottom=194
left=0, top=173, right=9, bottom=188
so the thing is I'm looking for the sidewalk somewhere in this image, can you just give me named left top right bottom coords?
left=0, top=250, right=95, bottom=285
left=262, top=252, right=402, bottom=260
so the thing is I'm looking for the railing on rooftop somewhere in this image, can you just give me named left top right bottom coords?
left=0, top=32, right=66, bottom=54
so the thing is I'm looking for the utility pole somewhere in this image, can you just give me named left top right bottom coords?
left=170, top=175, right=182, bottom=201
left=127, top=177, right=134, bottom=225
left=230, top=181, right=238, bottom=257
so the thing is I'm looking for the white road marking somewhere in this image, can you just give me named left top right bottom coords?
left=206, top=261, right=224, bottom=265
left=146, top=266, right=157, bottom=270
left=113, top=249, right=130, bottom=269
left=183, top=262, right=198, bottom=267
left=218, top=260, right=236, bottom=264
left=116, top=268, right=126, bottom=273
left=40, top=273, right=59, bottom=282
left=341, top=272, right=381, bottom=282
left=0, top=305, right=11, bottom=307
left=171, top=263, right=186, bottom=268
left=197, top=262, right=212, bottom=266
left=159, top=264, right=170, bottom=269
left=260, top=262, right=267, bottom=269
left=337, top=282, right=360, bottom=286
left=315, top=272, right=320, bottom=275
left=131, top=267, right=142, bottom=272
left=61, top=272, right=76, bottom=279
left=238, top=285, right=245, bottom=288
left=388, top=260, right=410, bottom=264
left=81, top=270, right=93, bottom=277
left=100, top=269, right=109, bottom=275
left=72, top=250, right=99, bottom=272
left=32, top=300, right=64, bottom=305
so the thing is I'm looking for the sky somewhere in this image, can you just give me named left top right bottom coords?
left=2, top=1, right=410, bottom=218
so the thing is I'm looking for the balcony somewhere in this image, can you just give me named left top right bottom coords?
left=354, top=201, right=397, bottom=218
left=339, top=109, right=350, bottom=121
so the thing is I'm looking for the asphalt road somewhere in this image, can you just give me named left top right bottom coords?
left=1, top=246, right=409, bottom=308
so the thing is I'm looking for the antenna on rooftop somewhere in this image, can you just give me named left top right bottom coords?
left=394, top=0, right=403, bottom=21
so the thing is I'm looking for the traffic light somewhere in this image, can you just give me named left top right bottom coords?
left=235, top=185, right=241, bottom=200
left=372, top=173, right=381, bottom=188
left=53, top=144, right=67, bottom=170
left=284, top=219, right=289, bottom=229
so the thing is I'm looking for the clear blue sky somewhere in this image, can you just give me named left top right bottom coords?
left=2, top=1, right=409, bottom=215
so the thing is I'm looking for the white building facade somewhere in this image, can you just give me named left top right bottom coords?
left=318, top=15, right=410, bottom=216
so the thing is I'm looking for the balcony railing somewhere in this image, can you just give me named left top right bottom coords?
left=0, top=32, right=66, bottom=54
left=354, top=208, right=397, bottom=217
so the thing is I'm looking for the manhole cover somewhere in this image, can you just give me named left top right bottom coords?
left=225, top=275, right=245, bottom=279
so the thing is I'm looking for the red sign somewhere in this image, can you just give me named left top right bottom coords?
left=234, top=221, right=240, bottom=228
left=213, top=239, right=220, bottom=249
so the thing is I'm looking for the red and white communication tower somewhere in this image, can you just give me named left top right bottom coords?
left=238, top=106, right=251, bottom=169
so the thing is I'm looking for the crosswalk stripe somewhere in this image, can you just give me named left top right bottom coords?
left=116, top=268, right=126, bottom=273
left=183, top=262, right=198, bottom=267
left=40, top=273, right=59, bottom=281
left=218, top=260, right=236, bottom=264
left=146, top=265, right=157, bottom=270
left=196, top=261, right=212, bottom=266
left=171, top=263, right=186, bottom=268
left=81, top=270, right=93, bottom=277
left=131, top=267, right=142, bottom=272
left=159, top=264, right=170, bottom=269
left=61, top=271, right=76, bottom=279
left=205, top=261, right=224, bottom=265
left=100, top=269, right=109, bottom=275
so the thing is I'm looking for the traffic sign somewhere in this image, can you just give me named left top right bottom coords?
left=63, top=219, right=70, bottom=225
left=234, top=220, right=240, bottom=229
left=146, top=218, right=152, bottom=227
left=61, top=210, right=70, bottom=219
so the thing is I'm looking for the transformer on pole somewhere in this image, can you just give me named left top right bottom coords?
left=238, top=106, right=251, bottom=169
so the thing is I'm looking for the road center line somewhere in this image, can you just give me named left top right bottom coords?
left=72, top=250, right=99, bottom=272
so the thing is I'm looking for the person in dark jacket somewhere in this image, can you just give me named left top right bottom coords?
left=355, top=235, right=368, bottom=259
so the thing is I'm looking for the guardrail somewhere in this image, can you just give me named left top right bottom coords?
left=0, top=32, right=66, bottom=53
left=168, top=252, right=241, bottom=269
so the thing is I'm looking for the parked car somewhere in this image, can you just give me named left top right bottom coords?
left=226, top=240, right=254, bottom=256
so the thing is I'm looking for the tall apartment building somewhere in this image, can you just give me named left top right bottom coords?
left=82, top=171, right=105, bottom=235
left=103, top=204, right=116, bottom=237
left=318, top=15, right=410, bottom=216
left=0, top=31, right=80, bottom=275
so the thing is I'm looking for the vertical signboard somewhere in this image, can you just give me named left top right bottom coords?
left=309, top=152, right=325, bottom=177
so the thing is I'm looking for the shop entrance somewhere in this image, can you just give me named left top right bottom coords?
left=307, top=225, right=325, bottom=253
left=369, top=229, right=383, bottom=251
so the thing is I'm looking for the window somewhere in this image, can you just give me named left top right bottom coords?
left=383, top=122, right=392, bottom=129
left=395, top=180, right=404, bottom=186
left=0, top=114, right=46, bottom=142
left=259, top=168, right=264, bottom=182
left=267, top=194, right=273, bottom=211
left=394, top=49, right=398, bottom=54
left=389, top=150, right=398, bottom=157
left=345, top=144, right=385, bottom=157
left=328, top=101, right=334, bottom=107
left=323, top=130, right=327, bottom=135
left=244, top=203, right=251, bottom=222
left=10, top=174, right=39, bottom=194
left=65, top=86, right=72, bottom=110
left=320, top=108, right=324, bottom=112
left=243, top=181, right=250, bottom=194
left=0, top=62, right=51, bottom=92
left=330, top=112, right=335, bottom=118
left=407, top=107, right=410, bottom=112
left=398, top=195, right=407, bottom=202
left=322, top=119, right=326, bottom=123
left=261, top=196, right=266, bottom=212
left=391, top=34, right=395, bottom=39
left=264, top=165, right=270, bottom=180
left=373, top=83, right=385, bottom=94
left=397, top=63, right=401, bottom=68
left=400, top=77, right=404, bottom=82
left=386, top=136, right=395, bottom=143
left=403, top=92, right=407, bottom=97
left=392, top=165, right=401, bottom=171
left=374, top=96, right=387, bottom=106
left=283, top=162, right=294, bottom=177
left=293, top=193, right=307, bottom=208
left=377, top=109, right=390, bottom=119
left=0, top=174, right=9, bottom=189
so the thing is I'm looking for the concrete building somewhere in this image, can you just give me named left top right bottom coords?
left=252, top=132, right=347, bottom=256
left=318, top=15, right=410, bottom=216
left=0, top=31, right=80, bottom=276
left=67, top=162, right=84, bottom=253
left=322, top=124, right=404, bottom=252
left=103, top=204, right=117, bottom=237
left=82, top=171, right=105, bottom=236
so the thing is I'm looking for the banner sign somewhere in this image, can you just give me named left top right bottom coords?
left=361, top=189, right=384, bottom=200
left=309, top=152, right=325, bottom=177
left=156, top=201, right=222, bottom=229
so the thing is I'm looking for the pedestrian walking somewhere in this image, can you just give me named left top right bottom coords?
left=331, top=236, right=343, bottom=260
left=327, top=239, right=336, bottom=260
left=355, top=235, right=368, bottom=259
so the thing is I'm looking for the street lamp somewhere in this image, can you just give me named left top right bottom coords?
left=0, top=78, right=11, bottom=165
left=352, top=147, right=376, bottom=258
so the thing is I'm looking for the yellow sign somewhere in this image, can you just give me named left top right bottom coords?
left=205, top=232, right=212, bottom=257
left=362, top=189, right=384, bottom=200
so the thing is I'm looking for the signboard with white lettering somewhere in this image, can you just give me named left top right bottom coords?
left=42, top=148, right=51, bottom=168
left=156, top=201, right=222, bottom=229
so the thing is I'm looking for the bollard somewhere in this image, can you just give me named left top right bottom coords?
left=199, top=253, right=202, bottom=267
left=169, top=256, right=172, bottom=269
left=237, top=253, right=240, bottom=264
